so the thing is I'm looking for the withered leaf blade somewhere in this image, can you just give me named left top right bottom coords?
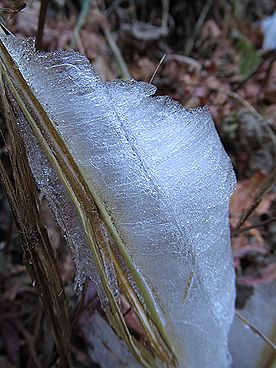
left=0, top=74, right=71, bottom=368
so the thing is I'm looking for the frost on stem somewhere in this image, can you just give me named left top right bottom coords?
left=1, top=35, right=236, bottom=368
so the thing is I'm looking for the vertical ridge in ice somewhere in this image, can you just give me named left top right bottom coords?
left=1, top=35, right=237, bottom=368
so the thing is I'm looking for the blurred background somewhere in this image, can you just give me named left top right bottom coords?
left=0, top=1, right=275, bottom=367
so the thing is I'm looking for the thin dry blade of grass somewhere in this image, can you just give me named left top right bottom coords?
left=0, top=75, right=71, bottom=368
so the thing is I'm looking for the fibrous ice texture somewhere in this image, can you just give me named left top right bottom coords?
left=1, top=36, right=236, bottom=368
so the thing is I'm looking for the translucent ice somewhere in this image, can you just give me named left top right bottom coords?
left=14, top=108, right=108, bottom=301
left=1, top=35, right=236, bottom=367
left=229, top=282, right=276, bottom=368
left=83, top=312, right=142, bottom=368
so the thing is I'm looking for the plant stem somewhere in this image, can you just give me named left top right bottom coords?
left=35, top=0, right=49, bottom=51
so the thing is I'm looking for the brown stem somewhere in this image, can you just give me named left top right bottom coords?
left=35, top=0, right=49, bottom=51
left=0, top=79, right=71, bottom=367
left=234, top=217, right=276, bottom=235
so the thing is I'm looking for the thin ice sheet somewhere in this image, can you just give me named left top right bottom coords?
left=1, top=35, right=236, bottom=368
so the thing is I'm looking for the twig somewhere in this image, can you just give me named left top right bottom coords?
left=0, top=21, right=12, bottom=35
left=234, top=217, right=276, bottom=235
left=35, top=0, right=49, bottom=51
left=70, top=0, right=92, bottom=49
left=161, top=0, right=169, bottom=33
left=233, top=60, right=263, bottom=92
left=101, top=23, right=131, bottom=79
left=236, top=310, right=276, bottom=352
left=15, top=319, right=44, bottom=368
left=207, top=86, right=276, bottom=159
left=233, top=50, right=276, bottom=92
left=168, top=54, right=202, bottom=71
left=72, top=30, right=86, bottom=55
left=233, top=167, right=276, bottom=235
left=149, top=53, right=166, bottom=84
left=204, top=85, right=276, bottom=235
left=105, top=0, right=124, bottom=16
left=0, top=2, right=27, bottom=21
left=96, top=1, right=130, bottom=79
left=184, top=0, right=212, bottom=55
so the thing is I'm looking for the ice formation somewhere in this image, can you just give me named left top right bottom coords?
left=229, top=282, right=276, bottom=368
left=0, top=35, right=236, bottom=367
